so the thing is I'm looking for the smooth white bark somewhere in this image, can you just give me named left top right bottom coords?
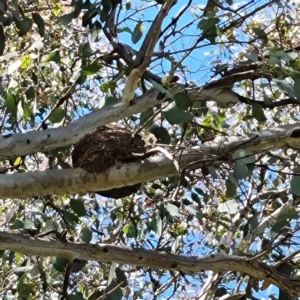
left=1, top=122, right=300, bottom=198
left=0, top=85, right=240, bottom=160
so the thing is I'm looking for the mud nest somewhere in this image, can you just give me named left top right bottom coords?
left=72, top=126, right=145, bottom=199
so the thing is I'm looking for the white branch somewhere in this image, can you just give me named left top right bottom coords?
left=0, top=85, right=240, bottom=160
left=1, top=122, right=300, bottom=198
left=0, top=231, right=299, bottom=296
left=246, top=198, right=295, bottom=241
left=0, top=94, right=159, bottom=160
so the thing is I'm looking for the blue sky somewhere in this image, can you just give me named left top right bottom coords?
left=110, top=1, right=289, bottom=299
left=77, top=0, right=290, bottom=298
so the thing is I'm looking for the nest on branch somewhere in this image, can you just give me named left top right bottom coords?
left=72, top=126, right=145, bottom=199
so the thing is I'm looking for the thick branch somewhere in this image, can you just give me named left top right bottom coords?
left=1, top=122, right=300, bottom=198
left=0, top=81, right=299, bottom=161
left=0, top=94, right=159, bottom=160
left=0, top=231, right=300, bottom=296
left=0, top=85, right=237, bottom=160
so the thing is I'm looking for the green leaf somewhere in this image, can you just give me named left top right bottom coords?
left=5, top=92, right=17, bottom=114
left=174, top=92, right=192, bottom=110
left=131, top=22, right=144, bottom=44
left=123, top=224, right=136, bottom=238
left=294, top=78, right=300, bottom=101
left=252, top=103, right=267, bottom=122
left=165, top=203, right=179, bottom=217
left=62, top=210, right=79, bottom=224
left=53, top=257, right=68, bottom=272
left=149, top=215, right=162, bottom=236
left=253, top=27, right=267, bottom=38
left=244, top=50, right=258, bottom=62
left=186, top=205, right=203, bottom=221
left=12, top=219, right=24, bottom=229
left=271, top=219, right=289, bottom=236
left=215, top=287, right=227, bottom=298
left=191, top=191, right=200, bottom=203
left=149, top=124, right=171, bottom=144
left=150, top=79, right=174, bottom=99
left=26, top=86, right=35, bottom=100
left=82, top=63, right=101, bottom=75
left=57, top=12, right=74, bottom=25
left=21, top=56, right=32, bottom=70
left=218, top=199, right=239, bottom=214
left=81, top=227, right=92, bottom=243
left=291, top=176, right=300, bottom=196
left=100, top=82, right=111, bottom=93
left=117, top=27, right=132, bottom=34
left=163, top=105, right=193, bottom=125
left=49, top=107, right=65, bottom=124
left=105, top=279, right=123, bottom=300
left=115, top=267, right=127, bottom=287
left=14, top=17, right=33, bottom=36
left=80, top=42, right=94, bottom=57
left=232, top=149, right=256, bottom=165
left=0, top=25, right=5, bottom=55
left=198, top=18, right=220, bottom=31
left=88, top=291, right=104, bottom=300
left=274, top=79, right=295, bottom=97
left=46, top=49, right=60, bottom=63
left=32, top=13, right=45, bottom=37
left=233, top=163, right=248, bottom=179
left=272, top=50, right=297, bottom=62
left=125, top=2, right=131, bottom=10
left=70, top=199, right=87, bottom=217
left=194, top=186, right=205, bottom=196
left=17, top=274, right=32, bottom=296
left=225, top=179, right=236, bottom=198
left=104, top=96, right=118, bottom=106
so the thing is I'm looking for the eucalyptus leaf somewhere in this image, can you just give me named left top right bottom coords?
left=123, top=224, right=136, bottom=238
left=186, top=205, right=203, bottom=221
left=225, top=179, right=236, bottom=198
left=81, top=227, right=93, bottom=243
left=32, top=13, right=45, bottom=37
left=218, top=199, right=239, bottom=214
left=70, top=199, right=87, bottom=217
left=252, top=103, right=267, bottom=122
left=149, top=124, right=171, bottom=144
left=174, top=92, right=192, bottom=110
left=0, top=25, right=5, bottom=55
left=163, top=105, right=193, bottom=125
left=57, top=12, right=74, bottom=25
left=291, top=176, right=300, bottom=196
left=82, top=63, right=101, bottom=75
left=131, top=22, right=144, bottom=44
left=294, top=78, right=300, bottom=101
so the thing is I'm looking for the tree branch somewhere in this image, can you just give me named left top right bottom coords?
left=0, top=83, right=237, bottom=160
left=0, top=231, right=300, bottom=296
left=1, top=122, right=300, bottom=198
left=0, top=74, right=299, bottom=161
